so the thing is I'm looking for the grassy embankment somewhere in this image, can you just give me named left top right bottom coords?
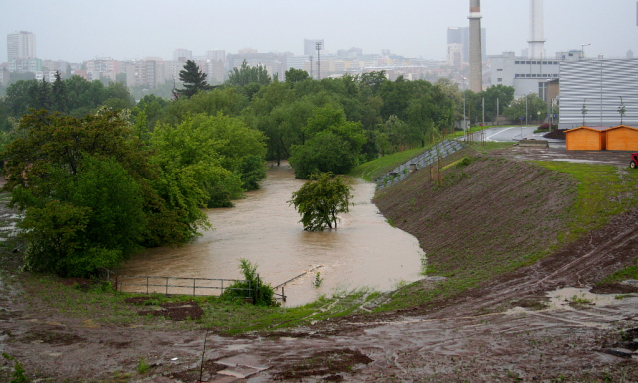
left=373, top=153, right=638, bottom=312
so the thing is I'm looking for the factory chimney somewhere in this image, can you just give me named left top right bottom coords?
left=468, top=0, right=483, bottom=92
left=528, top=0, right=546, bottom=59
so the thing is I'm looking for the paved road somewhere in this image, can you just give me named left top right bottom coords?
left=480, top=126, right=538, bottom=142
left=466, top=126, right=566, bottom=149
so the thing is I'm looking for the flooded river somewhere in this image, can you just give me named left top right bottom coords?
left=117, top=164, right=425, bottom=306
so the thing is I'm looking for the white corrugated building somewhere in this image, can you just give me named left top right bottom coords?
left=558, top=59, right=638, bottom=130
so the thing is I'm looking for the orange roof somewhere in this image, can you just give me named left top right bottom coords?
left=565, top=126, right=609, bottom=133
left=605, top=125, right=638, bottom=132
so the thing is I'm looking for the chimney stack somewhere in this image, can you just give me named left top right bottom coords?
left=468, top=0, right=483, bottom=92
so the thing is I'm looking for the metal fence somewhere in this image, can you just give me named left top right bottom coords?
left=113, top=275, right=252, bottom=297
left=98, top=268, right=287, bottom=303
left=375, top=140, right=466, bottom=190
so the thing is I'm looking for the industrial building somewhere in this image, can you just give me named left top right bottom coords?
left=558, top=59, right=638, bottom=130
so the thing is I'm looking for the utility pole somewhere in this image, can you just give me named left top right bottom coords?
left=482, top=97, right=485, bottom=126
left=316, top=41, right=322, bottom=80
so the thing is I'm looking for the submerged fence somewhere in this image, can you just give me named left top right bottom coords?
left=98, top=268, right=287, bottom=303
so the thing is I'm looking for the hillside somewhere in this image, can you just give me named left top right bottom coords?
left=372, top=147, right=638, bottom=314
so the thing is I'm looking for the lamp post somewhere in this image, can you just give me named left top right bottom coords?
left=580, top=43, right=591, bottom=59
left=463, top=77, right=467, bottom=137
left=315, top=41, right=322, bottom=80
left=525, top=91, right=531, bottom=126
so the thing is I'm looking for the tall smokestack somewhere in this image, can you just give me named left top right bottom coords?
left=468, top=0, right=483, bottom=92
left=528, top=0, right=546, bottom=59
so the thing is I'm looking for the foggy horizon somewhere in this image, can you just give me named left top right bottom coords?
left=2, top=0, right=637, bottom=63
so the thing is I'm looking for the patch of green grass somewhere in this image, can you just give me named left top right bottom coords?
left=16, top=267, right=379, bottom=334
left=601, top=263, right=638, bottom=284
left=350, top=147, right=432, bottom=182
left=137, top=357, right=150, bottom=374
left=535, top=162, right=638, bottom=241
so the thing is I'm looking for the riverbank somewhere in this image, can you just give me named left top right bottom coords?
left=3, top=144, right=638, bottom=381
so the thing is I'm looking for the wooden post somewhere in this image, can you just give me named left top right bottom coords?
left=193, top=279, right=196, bottom=297
left=166, top=277, right=169, bottom=296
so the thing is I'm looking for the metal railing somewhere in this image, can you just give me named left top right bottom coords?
left=98, top=268, right=287, bottom=303
left=113, top=275, right=251, bottom=298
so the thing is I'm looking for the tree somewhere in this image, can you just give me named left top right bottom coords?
left=226, top=60, right=272, bottom=87
left=288, top=172, right=353, bottom=231
left=289, top=104, right=366, bottom=178
left=51, top=71, right=69, bottom=113
left=2, top=110, right=206, bottom=276
left=503, top=93, right=546, bottom=124
left=477, top=84, right=515, bottom=122
left=176, top=60, right=212, bottom=99
left=285, top=68, right=309, bottom=85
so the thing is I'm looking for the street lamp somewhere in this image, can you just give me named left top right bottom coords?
left=525, top=91, right=531, bottom=127
left=580, top=43, right=591, bottom=59
left=463, top=77, right=467, bottom=136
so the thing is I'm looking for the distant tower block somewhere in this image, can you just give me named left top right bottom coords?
left=528, top=0, right=546, bottom=59
left=468, top=0, right=483, bottom=92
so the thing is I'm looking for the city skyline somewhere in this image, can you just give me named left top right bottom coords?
left=1, top=0, right=637, bottom=64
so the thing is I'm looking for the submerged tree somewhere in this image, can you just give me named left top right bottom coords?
left=176, top=60, right=213, bottom=99
left=288, top=172, right=353, bottom=231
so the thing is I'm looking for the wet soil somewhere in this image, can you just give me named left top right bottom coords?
left=2, top=148, right=638, bottom=381
left=591, top=283, right=638, bottom=294
left=137, top=301, right=204, bottom=321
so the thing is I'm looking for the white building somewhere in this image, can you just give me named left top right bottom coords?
left=7, top=31, right=36, bottom=62
left=558, top=58, right=638, bottom=130
left=490, top=51, right=560, bottom=98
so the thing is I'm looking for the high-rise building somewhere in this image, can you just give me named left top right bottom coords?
left=173, top=49, right=192, bottom=62
left=446, top=27, right=486, bottom=64
left=7, top=31, right=36, bottom=62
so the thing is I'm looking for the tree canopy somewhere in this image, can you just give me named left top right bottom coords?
left=288, top=173, right=353, bottom=231
left=226, top=60, right=272, bottom=87
left=2, top=110, right=198, bottom=277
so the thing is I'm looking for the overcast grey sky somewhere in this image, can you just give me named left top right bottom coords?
left=2, top=0, right=637, bottom=63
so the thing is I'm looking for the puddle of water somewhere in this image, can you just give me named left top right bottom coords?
left=118, top=165, right=425, bottom=306
left=547, top=287, right=623, bottom=310
left=551, top=159, right=613, bottom=165
left=224, top=344, right=251, bottom=351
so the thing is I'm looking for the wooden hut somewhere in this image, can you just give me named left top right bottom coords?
left=605, top=125, right=638, bottom=151
left=565, top=126, right=607, bottom=151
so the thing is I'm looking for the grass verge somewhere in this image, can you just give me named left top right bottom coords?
left=7, top=260, right=380, bottom=335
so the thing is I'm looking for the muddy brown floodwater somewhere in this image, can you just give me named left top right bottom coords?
left=117, top=164, right=425, bottom=306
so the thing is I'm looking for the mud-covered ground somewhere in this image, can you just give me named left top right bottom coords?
left=2, top=148, right=638, bottom=382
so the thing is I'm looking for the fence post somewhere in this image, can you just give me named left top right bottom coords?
left=115, top=275, right=118, bottom=292
left=146, top=277, right=149, bottom=295
left=282, top=286, right=286, bottom=302
left=221, top=279, right=224, bottom=295
left=193, top=279, right=196, bottom=297
left=165, top=277, right=169, bottom=296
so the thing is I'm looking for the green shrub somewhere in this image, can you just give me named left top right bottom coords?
left=221, top=259, right=277, bottom=306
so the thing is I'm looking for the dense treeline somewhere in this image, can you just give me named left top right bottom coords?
left=129, top=67, right=514, bottom=178
left=0, top=64, right=517, bottom=277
